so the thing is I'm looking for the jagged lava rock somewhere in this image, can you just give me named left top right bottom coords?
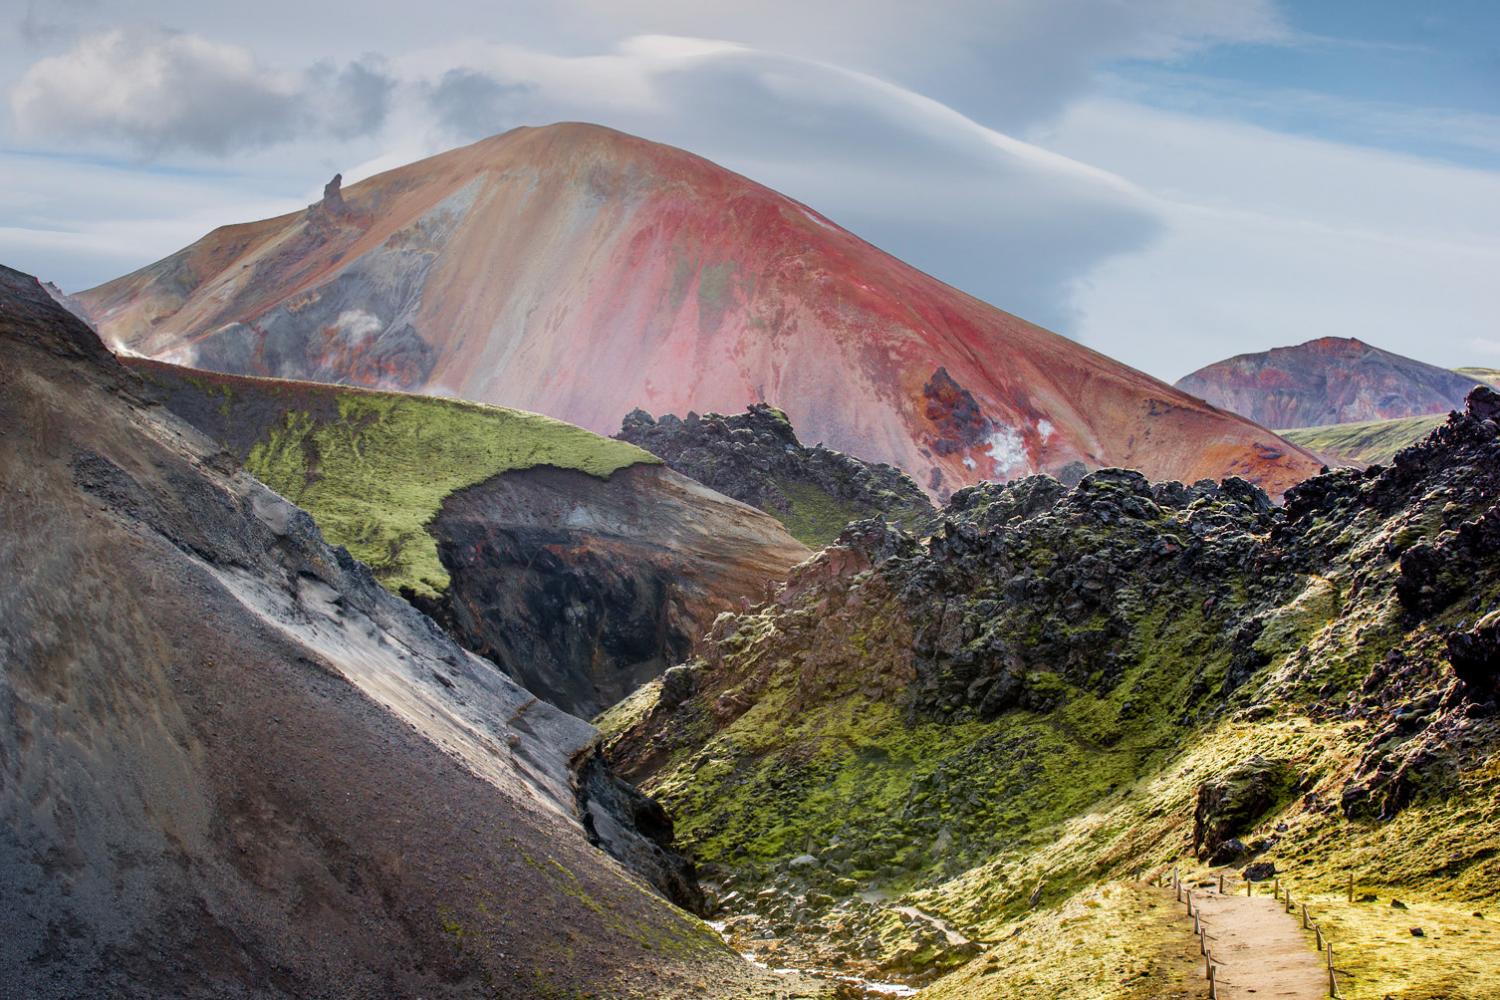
left=618, top=402, right=937, bottom=546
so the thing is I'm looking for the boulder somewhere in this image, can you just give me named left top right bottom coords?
left=1193, top=756, right=1293, bottom=860
left=1447, top=612, right=1500, bottom=701
left=1467, top=385, right=1500, bottom=423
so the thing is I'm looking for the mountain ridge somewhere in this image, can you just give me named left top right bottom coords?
left=1177, top=336, right=1484, bottom=428
left=77, top=122, right=1323, bottom=500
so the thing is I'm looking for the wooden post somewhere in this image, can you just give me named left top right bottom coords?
left=1315, top=923, right=1324, bottom=950
left=1209, top=960, right=1217, bottom=1000
left=1275, top=877, right=1281, bottom=900
left=1218, top=873, right=1226, bottom=894
left=1302, top=903, right=1310, bottom=929
left=1247, top=877, right=1253, bottom=897
left=1327, top=943, right=1338, bottom=998
left=1347, top=872, right=1354, bottom=903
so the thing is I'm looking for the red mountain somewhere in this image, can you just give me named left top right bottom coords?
left=77, top=123, right=1321, bottom=498
left=1176, top=337, right=1485, bottom=429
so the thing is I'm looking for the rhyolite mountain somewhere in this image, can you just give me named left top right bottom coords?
left=600, top=386, right=1500, bottom=994
left=1177, top=336, right=1487, bottom=429
left=124, top=359, right=809, bottom=718
left=617, top=403, right=938, bottom=547
left=75, top=122, right=1321, bottom=500
left=0, top=267, right=817, bottom=999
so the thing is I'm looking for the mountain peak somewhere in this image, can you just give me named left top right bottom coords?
left=1178, top=336, right=1481, bottom=428
left=77, top=126, right=1322, bottom=499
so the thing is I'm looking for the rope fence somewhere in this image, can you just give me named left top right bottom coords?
left=1154, top=865, right=1347, bottom=999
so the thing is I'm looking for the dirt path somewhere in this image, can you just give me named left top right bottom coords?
left=1187, top=889, right=1329, bottom=1000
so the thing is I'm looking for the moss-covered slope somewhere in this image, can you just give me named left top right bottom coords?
left=602, top=389, right=1500, bottom=996
left=1454, top=366, right=1500, bottom=389
left=127, top=359, right=654, bottom=598
left=1282, top=413, right=1446, bottom=469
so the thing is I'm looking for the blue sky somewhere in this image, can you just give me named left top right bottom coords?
left=1118, top=1, right=1500, bottom=165
left=2, top=0, right=1497, bottom=380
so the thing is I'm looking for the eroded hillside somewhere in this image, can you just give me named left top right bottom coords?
left=0, top=266, right=816, bottom=999
left=125, top=359, right=808, bottom=716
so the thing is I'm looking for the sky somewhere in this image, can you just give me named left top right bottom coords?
left=2, top=0, right=1497, bottom=381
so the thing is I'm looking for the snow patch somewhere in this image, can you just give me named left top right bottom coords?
left=1037, top=419, right=1055, bottom=440
left=986, top=425, right=1028, bottom=472
left=334, top=308, right=383, bottom=341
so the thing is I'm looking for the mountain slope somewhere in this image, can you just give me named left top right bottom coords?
left=77, top=123, right=1321, bottom=500
left=0, top=266, right=795, bottom=999
left=126, top=359, right=809, bottom=718
left=601, top=388, right=1500, bottom=994
left=1281, top=413, right=1447, bottom=469
left=1177, top=337, right=1483, bottom=428
left=1455, top=366, right=1500, bottom=390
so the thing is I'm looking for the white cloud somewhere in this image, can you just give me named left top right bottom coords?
left=385, top=37, right=1160, bottom=330
left=571, top=0, right=1287, bottom=127
left=1044, top=99, right=1500, bottom=376
left=8, top=28, right=392, bottom=155
left=0, top=150, right=304, bottom=291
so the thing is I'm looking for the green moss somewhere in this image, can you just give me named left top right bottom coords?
left=245, top=387, right=654, bottom=598
left=923, top=883, right=1203, bottom=1000
left=1453, top=366, right=1500, bottom=389
left=770, top=479, right=877, bottom=547
left=1281, top=414, right=1445, bottom=467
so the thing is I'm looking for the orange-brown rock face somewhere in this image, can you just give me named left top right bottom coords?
left=79, top=122, right=1322, bottom=499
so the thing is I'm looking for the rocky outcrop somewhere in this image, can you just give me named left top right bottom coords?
left=78, top=122, right=1323, bottom=500
left=124, top=359, right=808, bottom=719
left=603, top=381, right=1500, bottom=985
left=1193, top=757, right=1294, bottom=861
left=0, top=266, right=769, bottom=998
left=575, top=749, right=705, bottom=914
left=415, top=462, right=809, bottom=717
left=321, top=172, right=347, bottom=215
left=618, top=403, right=936, bottom=546
left=1177, top=336, right=1485, bottom=428
left=1448, top=613, right=1499, bottom=703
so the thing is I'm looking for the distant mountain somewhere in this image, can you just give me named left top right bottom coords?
left=1176, top=336, right=1483, bottom=428
left=77, top=122, right=1321, bottom=499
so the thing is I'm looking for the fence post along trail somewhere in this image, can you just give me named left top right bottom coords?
left=1157, top=864, right=1349, bottom=998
